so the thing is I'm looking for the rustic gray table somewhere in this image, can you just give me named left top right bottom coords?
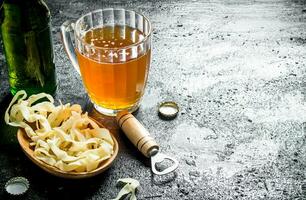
left=0, top=0, right=305, bottom=199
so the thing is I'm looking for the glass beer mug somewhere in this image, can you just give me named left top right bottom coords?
left=61, top=8, right=152, bottom=116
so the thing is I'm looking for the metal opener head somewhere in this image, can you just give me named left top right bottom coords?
left=149, top=148, right=179, bottom=175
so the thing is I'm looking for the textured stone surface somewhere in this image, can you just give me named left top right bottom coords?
left=1, top=0, right=306, bottom=199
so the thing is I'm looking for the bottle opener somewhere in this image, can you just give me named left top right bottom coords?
left=116, top=112, right=179, bottom=175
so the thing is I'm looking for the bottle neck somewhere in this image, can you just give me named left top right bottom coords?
left=1, top=0, right=50, bottom=31
left=3, top=0, right=45, bottom=5
left=5, top=0, right=42, bottom=2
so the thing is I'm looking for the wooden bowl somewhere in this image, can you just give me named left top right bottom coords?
left=17, top=118, right=119, bottom=179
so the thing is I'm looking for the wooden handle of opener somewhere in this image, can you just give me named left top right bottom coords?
left=116, top=111, right=159, bottom=158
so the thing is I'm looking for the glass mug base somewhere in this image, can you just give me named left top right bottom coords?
left=93, top=102, right=140, bottom=116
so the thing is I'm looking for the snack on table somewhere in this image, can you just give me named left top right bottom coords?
left=112, top=178, right=140, bottom=200
left=5, top=90, right=114, bottom=172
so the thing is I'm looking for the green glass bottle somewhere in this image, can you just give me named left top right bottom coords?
left=0, top=0, right=56, bottom=95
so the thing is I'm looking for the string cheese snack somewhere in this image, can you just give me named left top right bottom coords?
left=5, top=90, right=114, bottom=172
left=112, top=178, right=140, bottom=200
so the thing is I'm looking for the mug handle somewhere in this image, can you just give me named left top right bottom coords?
left=60, top=20, right=80, bottom=75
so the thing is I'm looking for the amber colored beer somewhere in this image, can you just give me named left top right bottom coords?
left=76, top=25, right=151, bottom=110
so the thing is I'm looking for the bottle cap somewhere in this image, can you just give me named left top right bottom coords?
left=158, top=101, right=179, bottom=119
left=5, top=177, right=29, bottom=196
left=302, top=180, right=306, bottom=195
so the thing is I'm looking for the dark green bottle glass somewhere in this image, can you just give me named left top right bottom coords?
left=0, top=0, right=56, bottom=95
